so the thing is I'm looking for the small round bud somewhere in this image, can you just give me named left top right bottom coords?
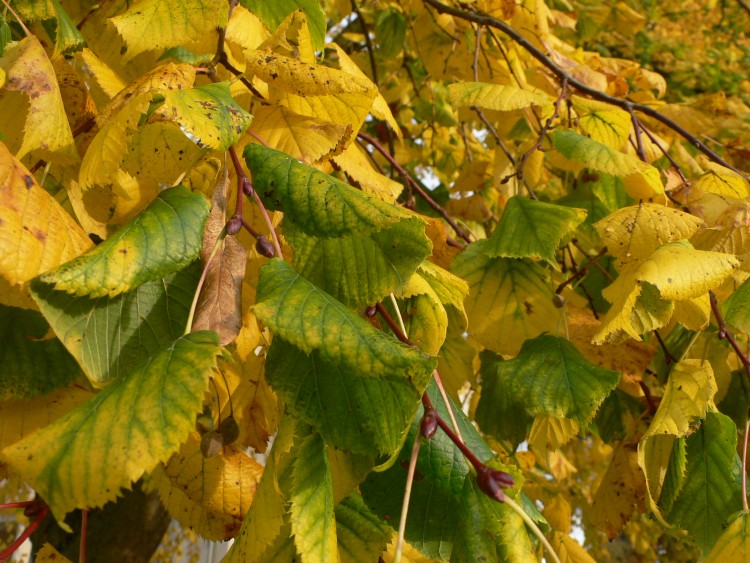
left=200, top=430, right=224, bottom=458
left=242, top=178, right=254, bottom=197
left=255, top=236, right=275, bottom=258
left=365, top=306, right=377, bottom=317
left=226, top=216, right=242, bottom=235
left=476, top=466, right=513, bottom=502
left=23, top=500, right=46, bottom=518
left=552, top=293, right=566, bottom=308
left=220, top=415, right=240, bottom=445
left=420, top=409, right=438, bottom=439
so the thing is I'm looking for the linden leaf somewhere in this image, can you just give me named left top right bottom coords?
left=39, top=186, right=209, bottom=298
left=154, top=82, right=251, bottom=150
left=448, top=82, right=552, bottom=113
left=78, top=48, right=127, bottom=98
left=594, top=203, right=704, bottom=267
left=0, top=36, right=77, bottom=162
left=0, top=142, right=91, bottom=296
left=572, top=96, right=631, bottom=150
left=452, top=240, right=559, bottom=356
left=704, top=511, right=750, bottom=562
left=30, top=264, right=200, bottom=385
left=332, top=143, right=403, bottom=202
left=241, top=0, right=327, bottom=50
left=251, top=105, right=350, bottom=164
left=496, top=335, right=620, bottom=427
left=723, top=275, right=750, bottom=334
left=0, top=306, right=80, bottom=400
left=550, top=129, right=664, bottom=199
left=691, top=200, right=750, bottom=255
left=35, top=543, right=72, bottom=563
left=395, top=273, right=448, bottom=356
left=2, top=332, right=221, bottom=521
left=192, top=170, right=246, bottom=345
left=245, top=145, right=431, bottom=308
left=111, top=0, right=228, bottom=60
left=151, top=435, right=262, bottom=541
left=290, top=431, right=339, bottom=563
left=665, top=412, right=744, bottom=554
left=485, top=196, right=586, bottom=265
left=636, top=241, right=738, bottom=300
left=589, top=443, right=647, bottom=539
left=335, top=493, right=392, bottom=563
left=693, top=162, right=750, bottom=199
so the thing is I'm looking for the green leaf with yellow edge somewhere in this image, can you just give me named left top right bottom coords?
left=395, top=272, right=448, bottom=356
left=448, top=82, right=552, bottom=114
left=39, top=186, right=208, bottom=298
left=594, top=203, right=704, bottom=268
left=154, top=82, right=251, bottom=150
left=452, top=240, right=559, bottom=356
left=693, top=162, right=750, bottom=198
left=336, top=493, right=391, bottom=563
left=0, top=36, right=77, bottom=163
left=704, top=511, right=750, bottom=562
left=0, top=141, right=92, bottom=292
left=12, top=0, right=55, bottom=21
left=637, top=433, right=678, bottom=526
left=550, top=129, right=664, bottom=199
left=245, top=145, right=431, bottom=308
left=241, top=0, right=326, bottom=50
left=31, top=263, right=199, bottom=386
left=49, top=0, right=86, bottom=57
left=290, top=430, right=339, bottom=563
left=251, top=105, right=350, bottom=164
left=150, top=435, right=263, bottom=541
left=495, top=334, right=620, bottom=427
left=0, top=306, right=80, bottom=400
left=643, top=360, right=717, bottom=439
left=418, top=261, right=469, bottom=327
left=666, top=411, right=744, bottom=554
left=572, top=96, right=631, bottom=150
left=636, top=240, right=738, bottom=300
left=2, top=331, right=221, bottom=521
left=486, top=196, right=586, bottom=265
left=722, top=276, right=750, bottom=334
left=111, top=0, right=228, bottom=60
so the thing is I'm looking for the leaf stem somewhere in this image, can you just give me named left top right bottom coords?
left=0, top=501, right=37, bottom=510
left=185, top=226, right=228, bottom=334
left=394, top=433, right=422, bottom=563
left=80, top=509, right=88, bottom=563
left=0, top=504, right=49, bottom=562
left=357, top=131, right=473, bottom=244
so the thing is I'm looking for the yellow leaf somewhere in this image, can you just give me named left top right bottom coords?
left=111, top=0, right=228, bottom=60
left=551, top=532, right=596, bottom=563
left=0, top=386, right=94, bottom=453
left=448, top=81, right=552, bottom=114
left=0, top=37, right=77, bottom=163
left=572, top=95, right=631, bottom=149
left=251, top=105, right=350, bottom=163
left=529, top=415, right=579, bottom=457
left=54, top=59, right=98, bottom=134
left=151, top=435, right=262, bottom=541
left=643, top=360, right=716, bottom=439
left=395, top=273, right=448, bottom=356
left=693, top=162, right=750, bottom=198
left=78, top=48, right=127, bottom=99
left=636, top=241, right=738, bottom=300
left=595, top=203, right=704, bottom=267
left=673, top=294, right=711, bottom=331
left=329, top=43, right=402, bottom=139
left=637, top=433, right=676, bottom=527
left=544, top=494, right=572, bottom=534
left=590, top=442, right=646, bottom=538
left=224, top=6, right=269, bottom=57
left=691, top=200, right=750, bottom=255
left=332, top=143, right=403, bottom=202
left=35, top=543, right=73, bottom=562
left=0, top=142, right=92, bottom=293
left=704, top=511, right=750, bottom=562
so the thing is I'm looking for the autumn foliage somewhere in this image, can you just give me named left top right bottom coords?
left=3, top=0, right=750, bottom=561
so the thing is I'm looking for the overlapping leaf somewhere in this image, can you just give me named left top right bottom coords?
left=722, top=276, right=750, bottom=334
left=39, top=186, right=208, bottom=298
left=704, top=511, right=750, bottom=562
left=30, top=263, right=199, bottom=385
left=572, top=96, right=631, bottom=149
left=448, top=82, right=552, bottom=114
left=692, top=162, right=750, bottom=198
left=241, top=0, right=327, bottom=50
left=336, top=493, right=392, bottom=563
left=3, top=332, right=221, bottom=520
left=245, top=145, right=431, bottom=307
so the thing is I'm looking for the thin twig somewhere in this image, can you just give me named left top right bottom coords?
left=357, top=131, right=472, bottom=243
left=80, top=509, right=88, bottom=563
left=185, top=227, right=227, bottom=334
left=743, top=416, right=749, bottom=511
left=0, top=505, right=49, bottom=562
left=394, top=434, right=422, bottom=563
left=0, top=0, right=30, bottom=35
left=653, top=330, right=677, bottom=365
left=555, top=246, right=608, bottom=295
left=423, top=0, right=748, bottom=179
left=709, top=290, right=750, bottom=384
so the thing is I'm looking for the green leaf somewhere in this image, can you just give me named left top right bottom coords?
left=666, top=411, right=744, bottom=554
left=39, top=186, right=209, bottom=298
left=0, top=305, right=80, bottom=399
left=723, top=276, right=750, bottom=334
left=155, top=82, right=252, bottom=150
left=48, top=0, right=86, bottom=56
left=704, top=511, right=750, bottom=562
left=594, top=388, right=646, bottom=444
left=658, top=437, right=687, bottom=515
left=0, top=13, right=12, bottom=57
left=241, top=0, right=327, bottom=50
left=245, top=145, right=430, bottom=308
left=496, top=334, right=620, bottom=427
left=30, top=263, right=199, bottom=385
left=3, top=332, right=221, bottom=521
left=335, top=493, right=391, bottom=563
left=485, top=196, right=586, bottom=265
left=290, top=431, right=339, bottom=563
left=375, top=7, right=407, bottom=58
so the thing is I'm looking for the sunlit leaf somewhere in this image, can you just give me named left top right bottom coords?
left=692, top=162, right=750, bottom=198
left=396, top=273, right=448, bottom=356
left=241, top=0, right=327, bottom=50
left=704, top=511, right=750, bottom=562
left=332, top=143, right=403, bottom=202
left=3, top=332, right=221, bottom=520
left=486, top=196, right=586, bottom=265
left=572, top=96, right=631, bottom=149
left=448, top=82, right=552, bottom=113
left=40, top=186, right=208, bottom=298
left=0, top=306, right=80, bottom=400
left=31, top=264, right=199, bottom=385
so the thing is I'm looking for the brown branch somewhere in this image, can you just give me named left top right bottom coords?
left=709, top=290, right=750, bottom=385
left=423, top=0, right=748, bottom=179
left=737, top=0, right=750, bottom=18
left=357, top=131, right=473, bottom=244
left=555, top=246, right=608, bottom=295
